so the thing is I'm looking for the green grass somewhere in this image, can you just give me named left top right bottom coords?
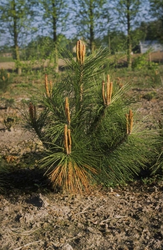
left=0, top=57, right=14, bottom=62
left=16, top=83, right=33, bottom=88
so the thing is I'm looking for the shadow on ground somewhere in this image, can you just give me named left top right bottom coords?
left=0, top=152, right=55, bottom=195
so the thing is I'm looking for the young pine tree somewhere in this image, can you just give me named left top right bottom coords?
left=28, top=40, right=156, bottom=193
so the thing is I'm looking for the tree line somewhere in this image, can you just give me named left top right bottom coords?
left=0, top=0, right=163, bottom=71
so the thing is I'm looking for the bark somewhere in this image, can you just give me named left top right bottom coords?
left=127, top=0, right=132, bottom=69
left=52, top=1, right=58, bottom=72
left=108, top=35, right=111, bottom=54
left=13, top=0, right=21, bottom=75
left=89, top=0, right=95, bottom=53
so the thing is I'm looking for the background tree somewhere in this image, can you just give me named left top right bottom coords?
left=133, top=20, right=163, bottom=42
left=113, top=0, right=142, bottom=68
left=102, top=31, right=127, bottom=54
left=39, top=0, right=69, bottom=44
left=72, top=0, right=109, bottom=53
left=38, top=0, right=69, bottom=71
left=22, top=34, right=70, bottom=60
left=149, top=0, right=163, bottom=42
left=0, top=0, right=36, bottom=74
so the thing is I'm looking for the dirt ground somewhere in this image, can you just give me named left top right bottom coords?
left=0, top=60, right=163, bottom=249
left=0, top=183, right=163, bottom=250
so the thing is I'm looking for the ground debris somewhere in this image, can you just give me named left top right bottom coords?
left=0, top=185, right=163, bottom=250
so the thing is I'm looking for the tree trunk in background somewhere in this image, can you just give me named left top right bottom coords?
left=13, top=0, right=21, bottom=75
left=52, top=1, right=58, bottom=73
left=71, top=0, right=107, bottom=55
left=15, top=45, right=21, bottom=75
left=127, top=0, right=132, bottom=69
left=108, top=35, right=111, bottom=54
left=89, top=0, right=95, bottom=53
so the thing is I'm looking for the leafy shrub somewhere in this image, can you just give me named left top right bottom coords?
left=28, top=41, right=157, bottom=193
left=132, top=51, right=158, bottom=70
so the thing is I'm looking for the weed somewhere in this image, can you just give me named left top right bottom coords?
left=142, top=91, right=157, bottom=101
left=0, top=97, right=15, bottom=107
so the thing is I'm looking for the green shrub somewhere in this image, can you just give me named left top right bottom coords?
left=132, top=51, right=158, bottom=71
left=0, top=68, right=12, bottom=91
left=27, top=41, right=157, bottom=193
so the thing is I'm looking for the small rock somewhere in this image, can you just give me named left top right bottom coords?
left=61, top=243, right=74, bottom=250
left=39, top=193, right=50, bottom=208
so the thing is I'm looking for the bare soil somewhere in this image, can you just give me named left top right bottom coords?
left=0, top=183, right=163, bottom=250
